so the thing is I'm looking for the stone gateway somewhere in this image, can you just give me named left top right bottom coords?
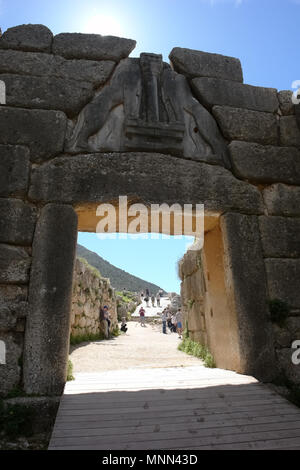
left=0, top=24, right=299, bottom=399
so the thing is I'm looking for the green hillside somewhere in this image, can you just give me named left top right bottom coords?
left=76, top=244, right=166, bottom=294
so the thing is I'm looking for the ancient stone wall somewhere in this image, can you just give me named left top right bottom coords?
left=0, top=23, right=299, bottom=396
left=71, top=258, right=117, bottom=339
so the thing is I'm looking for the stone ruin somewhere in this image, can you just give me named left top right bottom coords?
left=0, top=24, right=299, bottom=399
left=71, top=258, right=118, bottom=340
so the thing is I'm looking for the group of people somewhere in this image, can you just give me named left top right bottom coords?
left=138, top=304, right=183, bottom=338
left=160, top=307, right=183, bottom=338
left=141, top=288, right=164, bottom=308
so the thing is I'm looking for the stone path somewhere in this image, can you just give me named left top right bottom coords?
left=131, top=295, right=170, bottom=317
left=70, top=319, right=202, bottom=373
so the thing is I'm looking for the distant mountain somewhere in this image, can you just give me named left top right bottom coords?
left=76, top=244, right=166, bottom=294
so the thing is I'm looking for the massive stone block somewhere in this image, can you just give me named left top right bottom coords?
left=0, top=144, right=30, bottom=197
left=0, top=301, right=28, bottom=331
left=278, top=90, right=295, bottom=116
left=0, top=244, right=31, bottom=284
left=213, top=106, right=278, bottom=145
left=28, top=152, right=264, bottom=215
left=229, top=141, right=300, bottom=184
left=169, top=48, right=243, bottom=82
left=259, top=216, right=300, bottom=258
left=0, top=73, right=95, bottom=117
left=0, top=286, right=28, bottom=303
left=23, top=204, right=78, bottom=395
left=0, top=107, right=67, bottom=162
left=0, top=50, right=115, bottom=86
left=52, top=33, right=136, bottom=61
left=0, top=24, right=53, bottom=53
left=265, top=259, right=300, bottom=309
left=192, top=78, right=278, bottom=113
left=263, top=184, right=300, bottom=217
left=280, top=116, right=300, bottom=148
left=0, top=199, right=37, bottom=245
left=65, top=55, right=229, bottom=167
left=0, top=331, right=23, bottom=395
left=220, top=213, right=276, bottom=381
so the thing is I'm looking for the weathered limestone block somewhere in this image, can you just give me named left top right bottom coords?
left=278, top=91, right=295, bottom=116
left=277, top=348, right=300, bottom=385
left=0, top=24, right=53, bottom=53
left=0, top=244, right=31, bottom=284
left=179, top=250, right=200, bottom=279
left=0, top=144, right=30, bottom=197
left=0, top=199, right=37, bottom=245
left=265, top=259, right=300, bottom=309
left=229, top=141, right=300, bottom=184
left=65, top=55, right=229, bottom=167
left=280, top=116, right=300, bottom=148
left=0, top=331, right=23, bottom=395
left=0, top=285, right=27, bottom=303
left=186, top=301, right=204, bottom=332
left=213, top=106, right=278, bottom=145
left=0, top=107, right=67, bottom=162
left=1, top=73, right=95, bottom=117
left=28, top=153, right=264, bottom=215
left=192, top=78, right=278, bottom=112
left=2, top=396, right=60, bottom=434
left=52, top=33, right=136, bottom=61
left=23, top=204, right=78, bottom=395
left=263, top=184, right=300, bottom=217
left=259, top=216, right=300, bottom=258
left=169, top=48, right=243, bottom=82
left=221, top=213, right=276, bottom=381
left=0, top=301, right=28, bottom=331
left=0, top=49, right=115, bottom=86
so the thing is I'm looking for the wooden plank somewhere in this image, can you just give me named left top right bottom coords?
left=51, top=419, right=300, bottom=442
left=49, top=366, right=300, bottom=451
left=53, top=404, right=299, bottom=426
left=53, top=411, right=300, bottom=432
left=50, top=426, right=300, bottom=450
left=54, top=398, right=289, bottom=419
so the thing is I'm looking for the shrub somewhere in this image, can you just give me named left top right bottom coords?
left=67, top=360, right=75, bottom=381
left=178, top=337, right=216, bottom=368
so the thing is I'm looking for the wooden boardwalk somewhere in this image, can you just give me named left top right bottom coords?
left=49, top=366, right=300, bottom=450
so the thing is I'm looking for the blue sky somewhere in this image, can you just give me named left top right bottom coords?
left=1, top=0, right=298, bottom=292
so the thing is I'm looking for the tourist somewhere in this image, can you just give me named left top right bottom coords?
left=156, top=292, right=161, bottom=307
left=161, top=310, right=167, bottom=334
left=175, top=308, right=183, bottom=339
left=171, top=313, right=177, bottom=333
left=120, top=317, right=128, bottom=333
left=151, top=294, right=155, bottom=307
left=140, top=291, right=144, bottom=302
left=103, top=305, right=111, bottom=338
left=159, top=289, right=163, bottom=297
left=139, top=306, right=146, bottom=327
left=144, top=292, right=150, bottom=307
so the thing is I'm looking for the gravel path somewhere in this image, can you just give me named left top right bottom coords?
left=69, top=320, right=204, bottom=373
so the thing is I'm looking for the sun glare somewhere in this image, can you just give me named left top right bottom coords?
left=82, top=14, right=124, bottom=37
